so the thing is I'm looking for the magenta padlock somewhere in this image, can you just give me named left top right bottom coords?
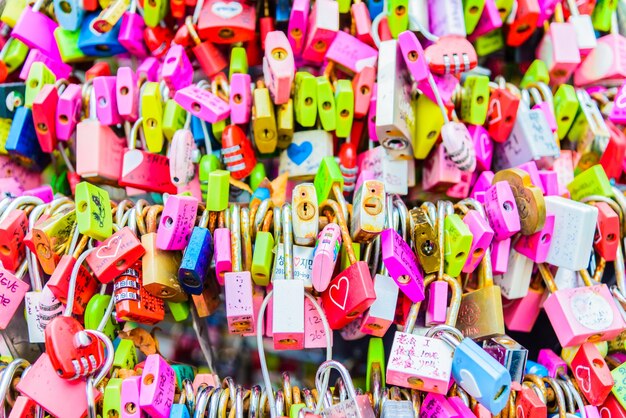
left=381, top=228, right=425, bottom=303
left=428, top=0, right=466, bottom=37
left=483, top=181, right=521, bottom=240
left=421, top=393, right=459, bottom=418
left=302, top=0, right=339, bottom=65
left=161, top=44, right=193, bottom=93
left=491, top=238, right=511, bottom=275
left=610, top=82, right=626, bottom=124
left=467, top=0, right=502, bottom=40
left=19, top=49, right=71, bottom=81
left=22, top=185, right=54, bottom=202
left=537, top=348, right=567, bottom=378
left=539, top=170, right=559, bottom=196
left=116, top=67, right=139, bottom=122
left=93, top=76, right=123, bottom=126
left=214, top=227, right=232, bottom=285
left=174, top=85, right=230, bottom=123
left=12, top=0, right=61, bottom=61
left=121, top=376, right=142, bottom=418
left=441, top=121, right=477, bottom=172
left=263, top=31, right=295, bottom=105
left=225, top=271, right=255, bottom=334
left=514, top=212, right=555, bottom=263
left=325, top=31, right=377, bottom=76
left=468, top=124, right=493, bottom=172
left=169, top=129, right=198, bottom=187
left=229, top=73, right=252, bottom=124
left=426, top=280, right=449, bottom=326
left=0, top=266, right=30, bottom=329
left=287, top=0, right=310, bottom=56
left=156, top=195, right=198, bottom=251
left=422, top=143, right=463, bottom=192
left=119, top=11, right=148, bottom=57
left=367, top=84, right=377, bottom=142
left=447, top=171, right=472, bottom=199
left=138, top=57, right=160, bottom=82
left=139, top=354, right=175, bottom=418
left=462, top=210, right=494, bottom=273
left=398, top=31, right=438, bottom=104
left=470, top=170, right=495, bottom=199
left=55, top=84, right=82, bottom=141
left=537, top=0, right=559, bottom=26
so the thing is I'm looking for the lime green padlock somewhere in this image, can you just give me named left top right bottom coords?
left=495, top=0, right=514, bottom=22
left=460, top=74, right=490, bottom=125
left=199, top=153, right=221, bottom=201
left=206, top=170, right=230, bottom=212
left=335, top=79, right=354, bottom=138
left=249, top=163, right=266, bottom=192
left=463, top=0, right=486, bottom=34
left=414, top=94, right=444, bottom=159
left=112, top=338, right=138, bottom=371
left=337, top=0, right=351, bottom=13
left=567, top=165, right=614, bottom=201
left=474, top=29, right=504, bottom=57
left=340, top=243, right=361, bottom=271
left=141, top=82, right=165, bottom=153
left=54, top=28, right=87, bottom=63
left=554, top=84, right=579, bottom=140
left=229, top=47, right=248, bottom=79
left=290, top=404, right=306, bottom=418
left=168, top=300, right=190, bottom=322
left=1, top=0, right=26, bottom=27
left=75, top=181, right=113, bottom=241
left=0, top=118, right=12, bottom=154
left=251, top=231, right=275, bottom=286
left=387, top=0, right=409, bottom=38
left=295, top=72, right=318, bottom=128
left=444, top=213, right=473, bottom=278
left=520, top=60, right=550, bottom=89
left=592, top=0, right=618, bottom=32
left=25, top=62, right=56, bottom=108
left=143, top=0, right=168, bottom=27
left=84, top=294, right=119, bottom=341
left=212, top=119, right=225, bottom=143
left=314, top=156, right=344, bottom=204
left=316, top=76, right=336, bottom=132
left=103, top=378, right=122, bottom=418
left=162, top=99, right=187, bottom=141
left=366, top=338, right=386, bottom=392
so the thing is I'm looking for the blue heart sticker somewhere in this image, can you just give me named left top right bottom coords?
left=286, top=141, right=313, bottom=165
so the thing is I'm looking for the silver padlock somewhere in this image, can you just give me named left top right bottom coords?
left=316, top=360, right=376, bottom=418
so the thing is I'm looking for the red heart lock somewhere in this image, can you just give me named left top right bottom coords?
left=425, top=36, right=477, bottom=75
left=44, top=316, right=105, bottom=379
left=144, top=25, right=174, bottom=59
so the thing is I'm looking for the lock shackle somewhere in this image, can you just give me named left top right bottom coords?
left=537, top=263, right=559, bottom=294
left=241, top=207, right=252, bottom=272
left=181, top=379, right=195, bottom=411
left=393, top=197, right=409, bottom=242
left=425, top=324, right=464, bottom=348
left=212, top=74, right=230, bottom=102
left=275, top=389, right=285, bottom=417
left=525, top=82, right=554, bottom=106
left=453, top=384, right=471, bottom=408
left=0, top=196, right=44, bottom=224
left=133, top=199, right=149, bottom=236
left=253, top=198, right=273, bottom=235
left=557, top=378, right=576, bottom=415
left=248, top=385, right=262, bottom=418
left=0, top=358, right=29, bottom=409
left=27, top=204, right=47, bottom=290
left=281, top=203, right=294, bottom=280
left=0, top=197, right=12, bottom=218
left=526, top=87, right=544, bottom=107
left=198, top=209, right=210, bottom=229
left=217, top=386, right=231, bottom=418
left=543, top=377, right=567, bottom=418
left=315, top=360, right=360, bottom=414
left=256, top=290, right=332, bottom=418
left=193, top=385, right=213, bottom=418
left=146, top=204, right=164, bottom=233
left=115, top=199, right=135, bottom=228
left=235, top=385, right=244, bottom=418
left=563, top=376, right=587, bottom=418
left=65, top=247, right=98, bottom=316
left=282, top=372, right=293, bottom=413
left=129, top=116, right=145, bottom=150
left=428, top=73, right=451, bottom=124
left=230, top=204, right=243, bottom=272
left=320, top=199, right=356, bottom=265
left=272, top=206, right=282, bottom=244
left=204, top=386, right=221, bottom=418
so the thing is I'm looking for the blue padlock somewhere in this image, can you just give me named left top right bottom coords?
left=5, top=107, right=50, bottom=170
left=190, top=115, right=220, bottom=150
left=53, top=0, right=85, bottom=31
left=170, top=404, right=190, bottom=418
left=276, top=0, right=291, bottom=23
left=525, top=360, right=550, bottom=378
left=367, top=0, right=385, bottom=19
left=179, top=224, right=213, bottom=295
left=436, top=326, right=512, bottom=415
left=0, top=83, right=26, bottom=119
left=78, top=13, right=127, bottom=57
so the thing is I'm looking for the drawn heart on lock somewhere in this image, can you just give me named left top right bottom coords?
left=287, top=141, right=313, bottom=166
left=96, top=235, right=122, bottom=260
left=575, top=365, right=592, bottom=393
left=122, top=149, right=144, bottom=178
left=328, top=276, right=349, bottom=310
left=458, top=369, right=483, bottom=399
left=212, top=1, right=243, bottom=19
left=488, top=98, right=502, bottom=125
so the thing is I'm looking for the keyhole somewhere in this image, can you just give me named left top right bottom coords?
left=421, top=240, right=435, bottom=256
left=340, top=109, right=350, bottom=118
left=143, top=374, right=155, bottom=385
left=120, top=86, right=129, bottom=96
left=59, top=0, right=72, bottom=12
left=59, top=114, right=69, bottom=124
left=502, top=201, right=514, bottom=211
left=313, top=40, right=326, bottom=51
left=395, top=5, right=406, bottom=15
left=469, top=5, right=479, bottom=13
left=407, top=50, right=419, bottom=62
left=360, top=85, right=370, bottom=95
left=233, top=94, right=242, bottom=104
left=36, top=123, right=48, bottom=133
left=125, top=403, right=137, bottom=414
left=291, top=28, right=302, bottom=39
left=272, top=48, right=288, bottom=61
left=305, top=97, right=313, bottom=106
left=219, top=28, right=235, bottom=39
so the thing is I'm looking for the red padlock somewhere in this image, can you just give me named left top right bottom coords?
left=221, top=124, right=256, bottom=180
left=197, top=0, right=257, bottom=44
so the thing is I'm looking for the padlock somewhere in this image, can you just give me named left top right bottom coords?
left=5, top=107, right=50, bottom=170
left=55, top=83, right=82, bottom=141
left=251, top=226, right=274, bottom=286
left=455, top=74, right=491, bottom=126
left=120, top=376, right=142, bottom=418
left=422, top=143, right=463, bottom=192
left=48, top=247, right=99, bottom=316
left=410, top=206, right=440, bottom=275
left=292, top=183, right=319, bottom=247
left=537, top=11, right=581, bottom=84
left=206, top=170, right=230, bottom=212
left=86, top=226, right=146, bottom=284
left=352, top=66, right=376, bottom=121
left=320, top=199, right=376, bottom=329
left=24, top=62, right=56, bottom=110
left=312, top=223, right=342, bottom=292
left=468, top=0, right=502, bottom=39
left=486, top=84, right=520, bottom=143
left=381, top=227, right=425, bottom=303
left=468, top=125, right=493, bottom=172
left=315, top=360, right=376, bottom=418
left=539, top=263, right=626, bottom=347
left=175, top=84, right=230, bottom=125
left=222, top=124, right=257, bottom=180
left=515, top=385, right=548, bottom=418
left=0, top=207, right=29, bottom=271
left=575, top=33, right=626, bottom=86
left=442, top=203, right=472, bottom=278
left=263, top=31, right=295, bottom=106
left=140, top=81, right=165, bottom=153
left=570, top=92, right=610, bottom=169
left=103, top=378, right=123, bottom=418
left=12, top=0, right=62, bottom=60
left=505, top=0, right=539, bottom=47
left=351, top=180, right=385, bottom=243
left=316, top=74, right=337, bottom=132
left=360, top=257, right=399, bottom=337
left=162, top=101, right=187, bottom=142
left=156, top=194, right=198, bottom=251
left=0, top=262, right=30, bottom=329
left=31, top=206, right=76, bottom=275
left=428, top=0, right=466, bottom=36
left=114, top=263, right=165, bottom=324
left=513, top=211, right=555, bottom=264
left=420, top=393, right=460, bottom=418
left=161, top=44, right=193, bottom=93
left=139, top=354, right=175, bottom=418
left=0, top=82, right=26, bottom=120
left=601, top=395, right=626, bottom=418
left=197, top=0, right=256, bottom=44
left=78, top=12, right=126, bottom=56
left=482, top=336, right=528, bottom=384
left=592, top=201, right=620, bottom=261
left=461, top=209, right=494, bottom=273
left=32, top=83, right=59, bottom=153
left=169, top=128, right=198, bottom=188
left=75, top=181, right=113, bottom=241
left=494, top=249, right=534, bottom=300
left=300, top=0, right=338, bottom=64
left=334, top=80, right=355, bottom=138
left=571, top=343, right=614, bottom=405
left=537, top=348, right=567, bottom=378
left=118, top=1, right=148, bottom=56
left=2, top=0, right=27, bottom=27
left=376, top=39, right=414, bottom=160
left=230, top=73, right=252, bottom=124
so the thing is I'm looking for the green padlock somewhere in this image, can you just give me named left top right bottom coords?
left=168, top=300, right=191, bottom=322
left=249, top=163, right=266, bottom=192
left=444, top=213, right=473, bottom=277
left=143, top=0, right=168, bottom=27
left=474, top=29, right=504, bottom=57
left=75, top=181, right=113, bottom=241
left=162, top=99, right=187, bottom=141
left=567, top=164, right=614, bottom=201
left=335, top=79, right=355, bottom=138
left=0, top=118, right=12, bottom=154
left=54, top=28, right=87, bottom=63
left=103, top=378, right=122, bottom=418
left=366, top=338, right=386, bottom=392
left=592, top=0, right=617, bottom=32
left=463, top=0, right=486, bottom=34
left=295, top=72, right=317, bottom=128
left=212, top=119, right=225, bottom=143
left=206, top=170, right=230, bottom=212
left=229, top=46, right=248, bottom=79
left=199, top=153, right=221, bottom=201
left=1, top=38, right=28, bottom=75
left=251, top=231, right=275, bottom=286
left=290, top=404, right=306, bottom=418
left=387, top=0, right=409, bottom=38
left=25, top=62, right=56, bottom=108
left=495, top=0, right=514, bottom=22
left=314, top=156, right=344, bottom=205
left=554, top=84, right=579, bottom=140
left=112, top=338, right=138, bottom=371
left=141, top=81, right=164, bottom=153
left=520, top=60, right=550, bottom=89
left=172, top=364, right=195, bottom=388
left=414, top=94, right=444, bottom=159
left=340, top=243, right=360, bottom=271
left=316, top=76, right=336, bottom=131
left=460, top=74, right=490, bottom=125
left=612, top=361, right=626, bottom=409
left=84, top=294, right=119, bottom=341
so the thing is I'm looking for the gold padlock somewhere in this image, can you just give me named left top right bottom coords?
left=410, top=204, right=440, bottom=275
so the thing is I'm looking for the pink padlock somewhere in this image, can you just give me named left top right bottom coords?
left=367, top=84, right=378, bottom=142
left=0, top=266, right=30, bottom=329
left=537, top=348, right=567, bottom=378
left=421, top=393, right=459, bottom=418
left=287, top=0, right=310, bottom=56
left=76, top=120, right=127, bottom=183
left=139, top=354, right=175, bottom=418
left=381, top=228, right=425, bottom=303
left=121, top=376, right=142, bottom=418
left=360, top=273, right=398, bottom=337
left=468, top=124, right=493, bottom=171
left=302, top=0, right=339, bottom=65
left=8, top=396, right=36, bottom=418
left=483, top=181, right=521, bottom=240
left=56, top=83, right=82, bottom=141
left=425, top=280, right=449, bottom=326
left=12, top=2, right=61, bottom=61
left=156, top=194, right=198, bottom=251
left=243, top=291, right=263, bottom=338
left=537, top=22, right=581, bottom=84
left=448, top=397, right=475, bottom=418
left=161, top=44, right=194, bottom=92
left=93, top=76, right=123, bottom=126
left=491, top=238, right=511, bottom=275
left=447, top=171, right=472, bottom=199
left=224, top=271, right=255, bottom=334
left=514, top=212, right=555, bottom=263
left=423, top=144, right=463, bottom=192
left=351, top=0, right=373, bottom=46
left=352, top=65, right=375, bottom=119
left=467, top=0, right=502, bottom=40
left=539, top=170, right=559, bottom=196
left=325, top=31, right=377, bottom=76
left=229, top=73, right=252, bottom=124
left=461, top=210, right=494, bottom=273
left=532, top=101, right=558, bottom=133
left=610, top=82, right=626, bottom=124
left=32, top=84, right=59, bottom=153
left=116, top=67, right=139, bottom=122
left=137, top=57, right=161, bottom=82
left=263, top=31, right=295, bottom=105
left=19, top=49, right=71, bottom=81
left=174, top=85, right=230, bottom=123
left=214, top=227, right=232, bottom=285
left=398, top=30, right=438, bottom=104
left=169, top=129, right=198, bottom=187
left=428, top=0, right=466, bottom=37
left=311, top=223, right=342, bottom=293
left=304, top=296, right=332, bottom=348
left=575, top=34, right=626, bottom=86
left=22, top=185, right=54, bottom=203
left=517, top=161, right=545, bottom=194
left=119, top=11, right=148, bottom=57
